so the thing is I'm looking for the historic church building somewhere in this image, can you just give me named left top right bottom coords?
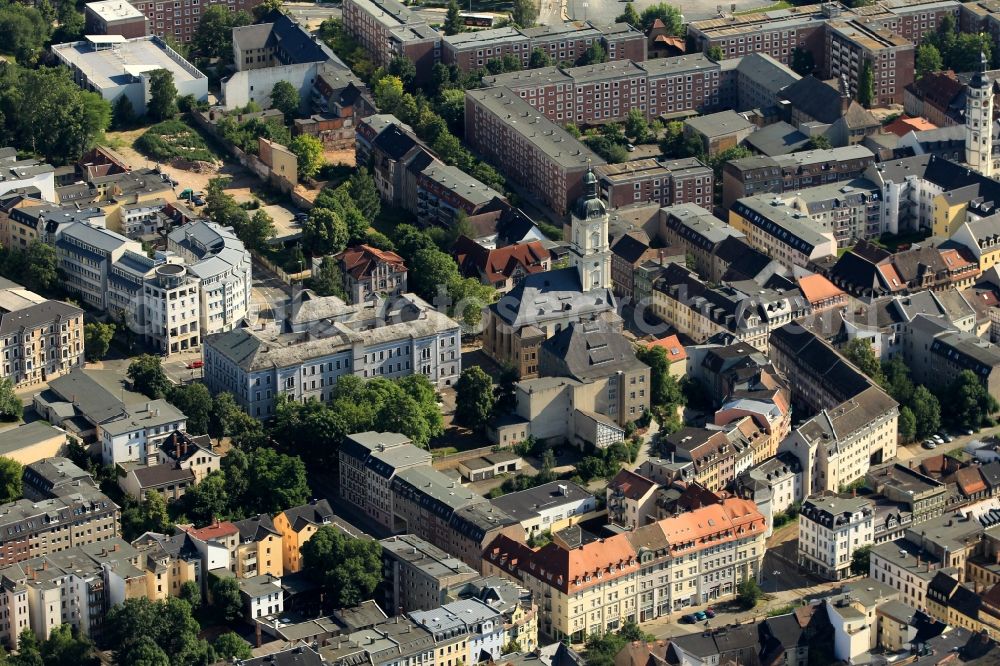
left=483, top=169, right=621, bottom=378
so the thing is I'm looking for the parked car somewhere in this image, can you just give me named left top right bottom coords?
left=187, top=360, right=204, bottom=369
left=294, top=212, right=309, bottom=221
left=192, top=196, right=206, bottom=206
left=932, top=435, right=944, bottom=444
left=705, top=608, right=716, bottom=618
left=966, top=428, right=976, bottom=436
left=626, top=143, right=636, bottom=152
left=940, top=433, right=954, bottom=443
left=922, top=440, right=937, bottom=449
left=694, top=611, right=707, bottom=621
left=681, top=613, right=698, bottom=624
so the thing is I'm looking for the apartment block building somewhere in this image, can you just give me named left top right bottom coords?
left=0, top=487, right=119, bottom=567
left=0, top=280, right=83, bottom=389
left=273, top=500, right=338, bottom=574
left=798, top=496, right=875, bottom=580
left=338, top=431, right=431, bottom=531
left=465, top=87, right=604, bottom=217
left=122, top=0, right=262, bottom=42
left=390, top=467, right=523, bottom=573
left=485, top=54, right=721, bottom=126
left=483, top=498, right=765, bottom=640
left=416, top=163, right=503, bottom=228
left=825, top=20, right=914, bottom=107
left=722, top=145, right=877, bottom=208
left=441, top=20, right=644, bottom=72
left=341, top=0, right=440, bottom=81
left=595, top=158, right=713, bottom=210
left=657, top=204, right=746, bottom=282
left=687, top=3, right=834, bottom=67
left=381, top=534, right=480, bottom=614
left=203, top=292, right=461, bottom=418
left=729, top=195, right=838, bottom=268
left=651, top=263, right=807, bottom=353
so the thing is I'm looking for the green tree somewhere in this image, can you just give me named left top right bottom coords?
left=193, top=4, right=249, bottom=59
left=23, top=243, right=59, bottom=294
left=112, top=95, right=135, bottom=130
left=179, top=581, right=201, bottom=608
left=289, top=134, right=324, bottom=179
left=0, top=4, right=51, bottom=63
left=243, top=448, right=310, bottom=515
left=857, top=58, right=875, bottom=107
left=53, top=2, right=86, bottom=43
left=410, top=246, right=459, bottom=301
left=529, top=48, right=552, bottom=68
left=82, top=321, right=114, bottom=363
left=881, top=356, right=915, bottom=404
left=615, top=2, right=641, bottom=28
left=898, top=406, right=917, bottom=443
left=0, top=65, right=111, bottom=165
left=737, top=578, right=762, bottom=609
left=147, top=69, right=178, bottom=121
left=635, top=346, right=684, bottom=412
left=580, top=42, right=607, bottom=65
left=388, top=56, right=417, bottom=87
left=454, top=367, right=496, bottom=431
left=167, top=383, right=213, bottom=435
left=213, top=632, right=252, bottom=661
left=843, top=337, right=884, bottom=384
left=638, top=3, right=682, bottom=32
left=916, top=43, right=943, bottom=79
left=804, top=135, right=832, bottom=150
left=707, top=45, right=724, bottom=61
left=948, top=370, right=1000, bottom=429
left=243, top=208, right=275, bottom=252
left=127, top=354, right=172, bottom=399
left=270, top=80, right=300, bottom=122
left=511, top=0, right=537, bottom=28
left=105, top=596, right=211, bottom=666
left=301, top=526, right=383, bottom=609
left=39, top=624, right=99, bottom=666
left=444, top=0, right=464, bottom=35
left=252, top=0, right=283, bottom=20
left=13, top=629, right=42, bottom=666
left=624, top=108, right=649, bottom=143
left=348, top=168, right=381, bottom=222
left=790, top=47, right=815, bottom=76
left=0, top=457, right=22, bottom=504
left=0, top=379, right=22, bottom=422
left=850, top=545, right=872, bottom=576
left=303, top=207, right=348, bottom=256
left=911, top=385, right=941, bottom=440
left=120, top=491, right=173, bottom=541
left=208, top=392, right=262, bottom=444
left=210, top=576, right=243, bottom=623
left=308, top=256, right=348, bottom=300
left=182, top=471, right=230, bottom=523
left=948, top=33, right=992, bottom=73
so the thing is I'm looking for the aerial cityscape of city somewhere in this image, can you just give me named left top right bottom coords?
left=3, top=0, right=1000, bottom=662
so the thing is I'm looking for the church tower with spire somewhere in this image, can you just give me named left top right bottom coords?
left=966, top=50, right=994, bottom=177
left=569, top=167, right=611, bottom=293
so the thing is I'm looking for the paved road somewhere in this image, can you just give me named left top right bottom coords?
left=251, top=258, right=292, bottom=323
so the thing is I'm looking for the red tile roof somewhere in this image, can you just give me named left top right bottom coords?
left=883, top=116, right=937, bottom=137
left=180, top=519, right=239, bottom=541
left=797, top=274, right=845, bottom=305
left=643, top=334, right=687, bottom=362
left=452, top=236, right=549, bottom=284
left=335, top=244, right=406, bottom=281
left=956, top=467, right=987, bottom=497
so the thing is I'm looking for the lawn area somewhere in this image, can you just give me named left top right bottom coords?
left=134, top=119, right=221, bottom=163
left=735, top=1, right=792, bottom=14
left=371, top=203, right=414, bottom=237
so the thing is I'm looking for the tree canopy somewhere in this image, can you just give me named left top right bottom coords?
left=127, top=355, right=172, bottom=399
left=454, top=367, right=496, bottom=432
left=270, top=80, right=300, bottom=122
left=0, top=457, right=22, bottom=504
left=147, top=69, right=178, bottom=121
left=301, top=526, right=383, bottom=609
left=0, top=64, right=111, bottom=165
left=192, top=5, right=251, bottom=59
left=0, top=378, right=22, bottom=422
left=105, top=597, right=214, bottom=666
left=83, top=322, right=115, bottom=362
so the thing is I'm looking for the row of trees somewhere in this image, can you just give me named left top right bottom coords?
left=272, top=374, right=444, bottom=462
left=843, top=338, right=999, bottom=440
left=916, top=15, right=995, bottom=80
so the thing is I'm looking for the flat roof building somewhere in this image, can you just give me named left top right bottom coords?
left=51, top=36, right=207, bottom=116
left=84, top=1, right=148, bottom=38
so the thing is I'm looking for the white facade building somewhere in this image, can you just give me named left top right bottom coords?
left=100, top=400, right=187, bottom=466
left=203, top=292, right=461, bottom=417
left=798, top=496, right=875, bottom=580
left=966, top=52, right=994, bottom=178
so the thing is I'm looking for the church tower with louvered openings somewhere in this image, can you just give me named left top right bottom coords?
left=966, top=50, right=994, bottom=178
left=569, top=167, right=611, bottom=293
